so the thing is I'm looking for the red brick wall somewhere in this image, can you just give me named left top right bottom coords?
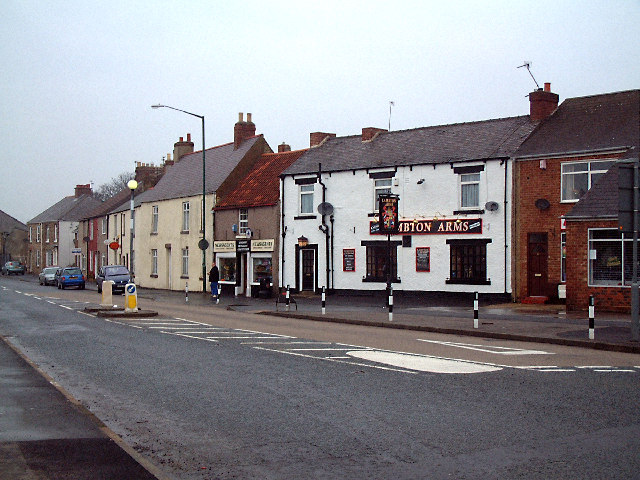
left=513, top=153, right=625, bottom=302
left=565, top=219, right=631, bottom=312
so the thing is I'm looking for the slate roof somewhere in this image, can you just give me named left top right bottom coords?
left=28, top=195, right=103, bottom=224
left=216, top=149, right=308, bottom=210
left=0, top=210, right=27, bottom=232
left=516, top=90, right=640, bottom=158
left=283, top=116, right=537, bottom=176
left=564, top=163, right=622, bottom=220
left=141, top=136, right=264, bottom=203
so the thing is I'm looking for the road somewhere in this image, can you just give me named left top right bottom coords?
left=1, top=276, right=639, bottom=479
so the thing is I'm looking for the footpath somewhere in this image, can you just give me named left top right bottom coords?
left=1, top=276, right=638, bottom=479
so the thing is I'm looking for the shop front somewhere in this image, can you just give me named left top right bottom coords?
left=213, top=239, right=275, bottom=297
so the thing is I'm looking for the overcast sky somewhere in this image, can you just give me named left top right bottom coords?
left=1, top=0, right=639, bottom=224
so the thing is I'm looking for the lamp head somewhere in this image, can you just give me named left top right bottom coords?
left=151, top=104, right=164, bottom=109
left=127, top=179, right=138, bottom=191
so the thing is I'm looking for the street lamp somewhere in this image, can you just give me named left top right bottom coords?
left=151, top=104, right=208, bottom=293
left=127, top=179, right=138, bottom=280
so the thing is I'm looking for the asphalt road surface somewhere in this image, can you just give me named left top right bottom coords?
left=1, top=277, right=639, bottom=479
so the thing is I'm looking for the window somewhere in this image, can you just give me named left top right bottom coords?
left=460, top=173, right=480, bottom=208
left=90, top=220, right=94, bottom=241
left=182, top=202, right=190, bottom=232
left=446, top=239, right=491, bottom=284
left=151, top=205, right=158, bottom=233
left=46, top=226, right=50, bottom=243
left=374, top=179, right=392, bottom=210
left=561, top=160, right=616, bottom=202
left=239, top=209, right=249, bottom=235
left=120, top=214, right=125, bottom=237
left=36, top=225, right=41, bottom=242
left=589, top=229, right=634, bottom=286
left=151, top=249, right=158, bottom=275
left=181, top=247, right=189, bottom=276
left=36, top=250, right=40, bottom=267
left=364, top=244, right=397, bottom=282
left=252, top=257, right=272, bottom=283
left=29, top=226, right=32, bottom=243
left=54, top=225, right=58, bottom=242
left=113, top=216, right=118, bottom=236
left=102, top=217, right=107, bottom=235
left=300, top=184, right=314, bottom=214
left=46, top=250, right=53, bottom=266
left=219, top=257, right=236, bottom=281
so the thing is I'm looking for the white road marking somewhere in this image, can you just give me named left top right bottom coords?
left=162, top=332, right=219, bottom=342
left=241, top=341, right=332, bottom=345
left=347, top=350, right=503, bottom=374
left=207, top=336, right=291, bottom=340
left=287, top=347, right=367, bottom=351
left=417, top=339, right=552, bottom=355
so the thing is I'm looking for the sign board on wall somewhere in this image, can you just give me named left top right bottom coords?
left=370, top=218, right=482, bottom=235
left=251, top=239, right=275, bottom=252
left=416, top=247, right=430, bottom=272
left=343, top=249, right=356, bottom=272
left=213, top=241, right=236, bottom=253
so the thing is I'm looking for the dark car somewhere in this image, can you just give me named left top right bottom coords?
left=2, top=261, right=26, bottom=275
left=96, top=265, right=131, bottom=293
left=56, top=267, right=86, bottom=289
left=39, top=266, right=59, bottom=285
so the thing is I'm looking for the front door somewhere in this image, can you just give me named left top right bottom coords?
left=301, top=249, right=315, bottom=291
left=527, top=233, right=548, bottom=296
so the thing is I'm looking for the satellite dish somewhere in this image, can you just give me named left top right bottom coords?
left=535, top=198, right=550, bottom=210
left=485, top=201, right=499, bottom=212
left=317, top=202, right=334, bottom=215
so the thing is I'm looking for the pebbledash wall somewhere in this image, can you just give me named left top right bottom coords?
left=281, top=159, right=512, bottom=297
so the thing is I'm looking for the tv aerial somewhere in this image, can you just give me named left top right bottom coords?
left=517, top=61, right=540, bottom=89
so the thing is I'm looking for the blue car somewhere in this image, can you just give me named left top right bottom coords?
left=56, top=267, right=86, bottom=290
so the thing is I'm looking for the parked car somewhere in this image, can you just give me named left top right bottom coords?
left=56, top=267, right=85, bottom=289
left=38, top=266, right=59, bottom=285
left=96, top=265, right=132, bottom=293
left=2, top=261, right=26, bottom=275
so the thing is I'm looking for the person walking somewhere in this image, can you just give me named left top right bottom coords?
left=209, top=261, right=219, bottom=299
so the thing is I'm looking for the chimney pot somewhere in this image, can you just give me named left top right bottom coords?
left=187, top=133, right=191, bottom=142
left=179, top=137, right=184, bottom=142
left=278, top=142, right=291, bottom=153
left=234, top=113, right=256, bottom=149
left=247, top=113, right=252, bottom=123
left=238, top=112, right=243, bottom=122
left=529, top=83, right=559, bottom=122
left=544, top=82, right=551, bottom=92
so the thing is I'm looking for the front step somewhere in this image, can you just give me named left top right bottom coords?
left=522, top=296, right=549, bottom=304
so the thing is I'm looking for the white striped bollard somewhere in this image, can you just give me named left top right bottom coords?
left=185, top=282, right=189, bottom=303
left=473, top=291, right=479, bottom=329
left=217, top=284, right=221, bottom=304
left=589, top=295, right=595, bottom=340
left=388, top=284, right=393, bottom=322
left=321, top=286, right=326, bottom=315
left=286, top=285, right=290, bottom=312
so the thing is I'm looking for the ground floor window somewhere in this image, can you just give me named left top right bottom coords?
left=151, top=249, right=158, bottom=275
left=219, top=256, right=236, bottom=282
left=252, top=256, right=272, bottom=284
left=446, top=239, right=491, bottom=285
left=362, top=241, right=399, bottom=282
left=589, top=229, right=634, bottom=286
left=181, top=247, right=189, bottom=277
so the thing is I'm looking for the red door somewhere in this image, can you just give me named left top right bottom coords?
left=527, top=233, right=548, bottom=296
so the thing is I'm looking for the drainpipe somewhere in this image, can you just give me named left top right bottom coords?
left=330, top=214, right=335, bottom=291
left=280, top=176, right=286, bottom=289
left=503, top=158, right=509, bottom=295
left=317, top=163, right=330, bottom=291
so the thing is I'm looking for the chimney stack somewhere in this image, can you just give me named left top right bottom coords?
left=173, top=133, right=195, bottom=162
left=278, top=142, right=291, bottom=153
left=362, top=127, right=387, bottom=142
left=234, top=112, right=256, bottom=150
left=74, top=184, right=92, bottom=197
left=529, top=83, right=559, bottom=122
left=310, top=132, right=336, bottom=147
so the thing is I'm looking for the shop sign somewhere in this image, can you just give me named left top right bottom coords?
left=236, top=239, right=251, bottom=253
left=251, top=239, right=274, bottom=252
left=370, top=218, right=482, bottom=235
left=213, top=240, right=236, bottom=252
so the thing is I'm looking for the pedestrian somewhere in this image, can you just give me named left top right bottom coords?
left=209, top=261, right=219, bottom=299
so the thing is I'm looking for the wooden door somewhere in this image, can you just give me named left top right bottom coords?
left=301, top=249, right=315, bottom=291
left=527, top=233, right=548, bottom=296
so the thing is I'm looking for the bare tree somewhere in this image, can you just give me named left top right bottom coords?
left=94, top=172, right=134, bottom=201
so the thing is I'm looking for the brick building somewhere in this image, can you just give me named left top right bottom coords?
left=513, top=89, right=639, bottom=309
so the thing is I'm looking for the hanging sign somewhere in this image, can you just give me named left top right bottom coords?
left=109, top=241, right=120, bottom=250
left=370, top=218, right=482, bottom=235
left=378, top=194, right=399, bottom=234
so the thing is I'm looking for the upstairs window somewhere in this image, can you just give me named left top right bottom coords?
left=239, top=209, right=249, bottom=235
left=182, top=202, right=190, bottom=232
left=300, top=184, right=314, bottom=214
left=36, top=225, right=41, bottom=242
left=373, top=178, right=392, bottom=211
left=151, top=205, right=159, bottom=233
left=46, top=226, right=50, bottom=243
left=561, top=160, right=616, bottom=202
left=460, top=173, right=480, bottom=208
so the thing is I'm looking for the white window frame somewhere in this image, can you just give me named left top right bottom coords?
left=299, top=184, right=314, bottom=214
left=181, top=247, right=189, bottom=276
left=182, top=202, right=190, bottom=232
left=588, top=228, right=633, bottom=287
left=29, top=226, right=32, bottom=243
left=36, top=225, right=41, bottom=242
left=239, top=209, right=249, bottom=235
left=151, top=249, right=158, bottom=275
left=102, top=217, right=107, bottom=235
left=90, top=220, right=94, bottom=241
left=460, top=173, right=481, bottom=209
left=54, top=224, right=58, bottom=242
left=36, top=249, right=40, bottom=267
left=45, top=226, right=50, bottom=243
left=561, top=160, right=617, bottom=202
left=373, top=178, right=392, bottom=211
left=151, top=205, right=159, bottom=234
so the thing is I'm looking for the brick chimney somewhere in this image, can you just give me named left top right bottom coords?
left=173, top=133, right=194, bottom=162
left=234, top=112, right=256, bottom=150
left=529, top=82, right=559, bottom=122
left=362, top=127, right=387, bottom=142
left=74, top=184, right=92, bottom=197
left=278, top=142, right=291, bottom=153
left=310, top=132, right=336, bottom=147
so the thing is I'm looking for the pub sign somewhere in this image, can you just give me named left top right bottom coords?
left=378, top=194, right=399, bottom=234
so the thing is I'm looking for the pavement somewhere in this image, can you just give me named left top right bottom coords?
left=1, top=275, right=638, bottom=479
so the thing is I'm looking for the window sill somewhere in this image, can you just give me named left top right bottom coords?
left=180, top=231, right=190, bottom=234
left=294, top=215, right=317, bottom=220
left=150, top=274, right=158, bottom=278
left=180, top=275, right=189, bottom=279
left=446, top=278, right=491, bottom=285
left=362, top=277, right=401, bottom=283
left=150, top=232, right=158, bottom=236
left=453, top=209, right=484, bottom=215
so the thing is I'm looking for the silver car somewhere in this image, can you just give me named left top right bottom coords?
left=39, top=266, right=59, bottom=285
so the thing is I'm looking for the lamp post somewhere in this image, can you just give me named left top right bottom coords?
left=151, top=104, right=208, bottom=293
left=127, top=179, right=138, bottom=280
